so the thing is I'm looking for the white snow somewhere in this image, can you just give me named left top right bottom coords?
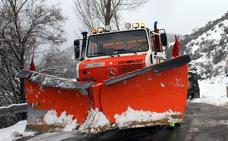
left=185, top=18, right=228, bottom=80
left=28, top=72, right=89, bottom=90
left=187, top=20, right=228, bottom=55
left=206, top=75, right=228, bottom=84
left=43, top=110, right=78, bottom=132
left=114, top=107, right=181, bottom=128
left=79, top=108, right=110, bottom=133
left=0, top=121, right=34, bottom=141
left=191, top=81, right=228, bottom=106
left=43, top=110, right=58, bottom=125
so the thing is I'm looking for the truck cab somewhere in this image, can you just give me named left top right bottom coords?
left=74, top=23, right=168, bottom=82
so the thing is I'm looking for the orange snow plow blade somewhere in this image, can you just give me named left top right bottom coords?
left=99, top=55, right=190, bottom=127
left=102, top=65, right=188, bottom=122
left=17, top=71, right=93, bottom=131
left=17, top=55, right=190, bottom=132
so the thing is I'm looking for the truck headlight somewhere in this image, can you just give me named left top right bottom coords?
left=132, top=23, right=139, bottom=29
left=97, top=27, right=105, bottom=33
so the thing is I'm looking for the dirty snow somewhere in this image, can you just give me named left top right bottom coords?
left=43, top=110, right=78, bottom=132
left=0, top=121, right=34, bottom=141
left=79, top=108, right=110, bottom=133
left=191, top=81, right=228, bottom=106
left=114, top=107, right=181, bottom=128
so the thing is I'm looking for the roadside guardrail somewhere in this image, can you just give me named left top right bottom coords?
left=0, top=103, right=28, bottom=117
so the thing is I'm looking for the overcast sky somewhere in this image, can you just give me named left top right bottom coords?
left=57, top=0, right=228, bottom=48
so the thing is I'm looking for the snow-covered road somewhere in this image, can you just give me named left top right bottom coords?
left=192, top=81, right=228, bottom=106
left=21, top=102, right=228, bottom=141
left=0, top=121, right=33, bottom=141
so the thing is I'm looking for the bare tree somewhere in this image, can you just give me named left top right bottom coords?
left=0, top=0, right=66, bottom=104
left=74, top=0, right=148, bottom=30
left=37, top=47, right=76, bottom=79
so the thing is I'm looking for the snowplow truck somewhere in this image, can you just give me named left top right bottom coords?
left=17, top=22, right=191, bottom=132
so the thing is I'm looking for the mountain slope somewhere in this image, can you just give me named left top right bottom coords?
left=181, top=12, right=228, bottom=80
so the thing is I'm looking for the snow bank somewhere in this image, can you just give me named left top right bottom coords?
left=114, top=107, right=182, bottom=128
left=0, top=121, right=34, bottom=141
left=205, top=76, right=228, bottom=84
left=191, top=81, right=228, bottom=106
left=79, top=109, right=110, bottom=133
left=43, top=110, right=78, bottom=132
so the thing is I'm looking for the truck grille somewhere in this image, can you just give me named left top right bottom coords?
left=117, top=60, right=144, bottom=74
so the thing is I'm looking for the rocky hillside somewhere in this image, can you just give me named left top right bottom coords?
left=181, top=12, right=228, bottom=80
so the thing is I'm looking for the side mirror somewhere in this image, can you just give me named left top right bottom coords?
left=160, top=33, right=168, bottom=46
left=74, top=40, right=80, bottom=60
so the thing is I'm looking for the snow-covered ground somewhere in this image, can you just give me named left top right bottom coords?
left=0, top=121, right=34, bottom=141
left=0, top=81, right=227, bottom=141
left=191, top=81, right=228, bottom=106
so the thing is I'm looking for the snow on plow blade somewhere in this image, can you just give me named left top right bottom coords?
left=17, top=71, right=93, bottom=131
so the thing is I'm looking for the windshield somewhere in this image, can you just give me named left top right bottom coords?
left=87, top=30, right=149, bottom=57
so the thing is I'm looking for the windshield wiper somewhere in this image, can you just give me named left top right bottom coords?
left=90, top=52, right=115, bottom=57
left=113, top=49, right=127, bottom=53
left=111, top=49, right=128, bottom=56
left=88, top=49, right=138, bottom=57
left=111, top=49, right=138, bottom=56
left=114, top=48, right=138, bottom=55
left=126, top=50, right=138, bottom=55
